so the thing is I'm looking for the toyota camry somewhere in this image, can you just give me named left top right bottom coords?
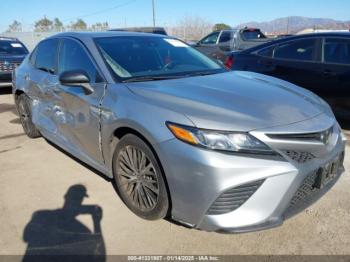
left=13, top=32, right=346, bottom=233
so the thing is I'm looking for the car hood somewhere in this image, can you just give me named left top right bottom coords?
left=126, top=71, right=331, bottom=132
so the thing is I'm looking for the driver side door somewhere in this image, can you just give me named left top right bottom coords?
left=53, top=38, right=106, bottom=166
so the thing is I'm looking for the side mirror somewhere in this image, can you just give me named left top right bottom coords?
left=59, top=70, right=94, bottom=94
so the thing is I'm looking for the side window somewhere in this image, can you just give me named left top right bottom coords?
left=58, top=39, right=100, bottom=83
left=324, top=38, right=350, bottom=65
left=29, top=47, right=38, bottom=65
left=200, top=32, right=220, bottom=45
left=35, top=39, right=59, bottom=74
left=274, top=38, right=317, bottom=61
left=257, top=46, right=275, bottom=58
left=219, top=31, right=232, bottom=44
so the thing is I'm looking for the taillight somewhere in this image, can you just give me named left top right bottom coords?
left=224, top=56, right=234, bottom=69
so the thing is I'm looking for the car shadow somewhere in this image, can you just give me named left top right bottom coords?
left=22, top=185, right=106, bottom=262
left=45, top=139, right=191, bottom=231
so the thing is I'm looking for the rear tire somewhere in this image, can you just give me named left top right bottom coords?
left=112, top=134, right=169, bottom=220
left=16, top=93, right=41, bottom=139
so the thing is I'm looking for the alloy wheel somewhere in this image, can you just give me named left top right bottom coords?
left=18, top=98, right=32, bottom=134
left=117, top=145, right=160, bottom=211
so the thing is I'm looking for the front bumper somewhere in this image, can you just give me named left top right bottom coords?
left=156, top=113, right=346, bottom=232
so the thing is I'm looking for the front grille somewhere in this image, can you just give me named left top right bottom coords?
left=283, top=150, right=315, bottom=164
left=267, top=127, right=334, bottom=144
left=0, top=61, right=21, bottom=72
left=207, top=180, right=264, bottom=215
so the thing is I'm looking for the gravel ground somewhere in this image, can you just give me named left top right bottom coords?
left=0, top=89, right=349, bottom=257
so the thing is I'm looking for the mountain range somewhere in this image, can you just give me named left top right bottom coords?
left=236, top=16, right=350, bottom=34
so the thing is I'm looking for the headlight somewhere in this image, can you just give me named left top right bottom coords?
left=166, top=122, right=275, bottom=154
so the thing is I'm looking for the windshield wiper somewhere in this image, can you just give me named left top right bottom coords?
left=122, top=75, right=184, bottom=83
left=185, top=71, right=219, bottom=77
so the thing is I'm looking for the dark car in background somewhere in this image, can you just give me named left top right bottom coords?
left=225, top=33, right=350, bottom=117
left=0, top=37, right=29, bottom=87
left=193, top=28, right=272, bottom=62
left=109, top=27, right=168, bottom=35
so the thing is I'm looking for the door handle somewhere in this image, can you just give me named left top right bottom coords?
left=323, top=69, right=336, bottom=77
left=259, top=60, right=274, bottom=67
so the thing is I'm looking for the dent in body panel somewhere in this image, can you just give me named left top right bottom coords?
left=100, top=83, right=195, bottom=176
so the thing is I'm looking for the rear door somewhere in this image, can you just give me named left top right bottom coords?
left=54, top=37, right=106, bottom=165
left=268, top=38, right=322, bottom=93
left=320, top=37, right=350, bottom=111
left=28, top=38, right=61, bottom=135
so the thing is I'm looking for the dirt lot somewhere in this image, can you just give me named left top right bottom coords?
left=1, top=88, right=350, bottom=256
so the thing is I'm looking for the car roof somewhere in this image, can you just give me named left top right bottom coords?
left=48, top=31, right=169, bottom=41
left=243, top=32, right=350, bottom=53
left=0, top=36, right=20, bottom=42
left=110, top=27, right=166, bottom=31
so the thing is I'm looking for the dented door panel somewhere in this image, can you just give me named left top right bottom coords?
left=49, top=82, right=106, bottom=165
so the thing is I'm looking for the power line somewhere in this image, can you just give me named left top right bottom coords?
left=62, top=0, right=138, bottom=22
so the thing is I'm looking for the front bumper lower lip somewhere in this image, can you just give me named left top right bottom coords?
left=0, top=82, right=12, bottom=87
left=212, top=166, right=345, bottom=234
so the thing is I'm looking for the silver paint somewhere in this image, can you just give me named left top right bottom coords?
left=13, top=32, right=346, bottom=232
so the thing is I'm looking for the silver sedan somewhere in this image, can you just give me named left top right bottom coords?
left=13, top=32, right=346, bottom=233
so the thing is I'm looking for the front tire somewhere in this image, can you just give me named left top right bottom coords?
left=113, top=134, right=169, bottom=220
left=16, top=93, right=41, bottom=139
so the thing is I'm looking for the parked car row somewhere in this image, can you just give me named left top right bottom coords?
left=224, top=32, right=350, bottom=117
left=12, top=31, right=346, bottom=233
left=0, top=37, right=28, bottom=87
left=192, top=27, right=272, bottom=62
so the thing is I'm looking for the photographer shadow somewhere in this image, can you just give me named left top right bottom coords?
left=22, top=185, right=106, bottom=262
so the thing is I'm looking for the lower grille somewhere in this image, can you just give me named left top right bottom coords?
left=283, top=150, right=315, bottom=164
left=207, top=180, right=264, bottom=215
left=285, top=151, right=345, bottom=218
left=289, top=171, right=319, bottom=208
left=0, top=61, right=21, bottom=72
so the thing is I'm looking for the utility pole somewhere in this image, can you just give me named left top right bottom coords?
left=152, top=0, right=156, bottom=27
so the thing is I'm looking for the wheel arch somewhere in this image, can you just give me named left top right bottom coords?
left=110, top=124, right=173, bottom=217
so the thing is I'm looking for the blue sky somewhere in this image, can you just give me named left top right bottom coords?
left=1, top=0, right=350, bottom=31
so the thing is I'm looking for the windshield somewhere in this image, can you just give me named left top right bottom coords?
left=242, top=29, right=267, bottom=40
left=0, top=41, right=28, bottom=55
left=95, top=36, right=225, bottom=81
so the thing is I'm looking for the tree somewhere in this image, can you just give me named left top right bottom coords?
left=169, top=16, right=213, bottom=41
left=53, top=18, right=64, bottom=32
left=213, top=23, right=231, bottom=32
left=34, top=16, right=53, bottom=32
left=70, top=19, right=87, bottom=31
left=90, top=22, right=109, bottom=31
left=6, top=20, right=22, bottom=32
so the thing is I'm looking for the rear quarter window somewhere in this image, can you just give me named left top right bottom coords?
left=324, top=38, right=350, bottom=65
left=257, top=46, right=275, bottom=57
